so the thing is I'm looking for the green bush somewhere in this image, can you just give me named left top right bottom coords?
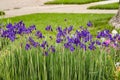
left=0, top=11, right=5, bottom=15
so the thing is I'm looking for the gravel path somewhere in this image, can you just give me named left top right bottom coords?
left=0, top=0, right=119, bottom=18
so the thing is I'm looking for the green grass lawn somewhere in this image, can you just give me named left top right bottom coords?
left=88, top=2, right=119, bottom=9
left=45, top=0, right=104, bottom=4
left=3, top=13, right=114, bottom=35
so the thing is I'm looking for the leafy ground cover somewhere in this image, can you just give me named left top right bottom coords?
left=88, top=2, right=119, bottom=9
left=0, top=13, right=120, bottom=80
left=45, top=0, right=104, bottom=4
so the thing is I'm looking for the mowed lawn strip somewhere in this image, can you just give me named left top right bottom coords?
left=45, top=0, right=104, bottom=4
left=3, top=13, right=114, bottom=35
left=88, top=2, right=119, bottom=9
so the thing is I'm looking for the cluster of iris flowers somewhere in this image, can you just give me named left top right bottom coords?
left=0, top=21, right=120, bottom=55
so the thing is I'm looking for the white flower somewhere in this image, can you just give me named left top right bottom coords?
left=112, top=29, right=118, bottom=36
left=101, top=38, right=105, bottom=42
left=115, top=41, right=118, bottom=44
left=115, top=62, right=120, bottom=67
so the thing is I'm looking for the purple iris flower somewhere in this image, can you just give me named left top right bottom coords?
left=56, top=27, right=62, bottom=32
left=41, top=41, right=47, bottom=49
left=87, top=21, right=93, bottom=27
left=113, top=34, right=119, bottom=39
left=69, top=46, right=75, bottom=52
left=56, top=38, right=62, bottom=43
left=76, top=30, right=81, bottom=38
left=118, top=36, right=120, bottom=41
left=28, top=37, right=40, bottom=47
left=8, top=35, right=16, bottom=42
left=102, top=42, right=109, bottom=47
left=50, top=45, right=56, bottom=53
left=45, top=25, right=53, bottom=31
left=64, top=43, right=71, bottom=48
left=109, top=35, right=114, bottom=41
left=35, top=31, right=43, bottom=38
left=68, top=26, right=73, bottom=33
left=88, top=42, right=96, bottom=50
left=25, top=44, right=31, bottom=50
left=1, top=30, right=8, bottom=37
left=25, top=25, right=36, bottom=34
left=6, top=23, right=13, bottom=29
left=17, top=26, right=27, bottom=34
left=29, top=25, right=36, bottom=31
left=24, top=29, right=31, bottom=34
left=74, top=38, right=80, bottom=46
left=57, top=32, right=64, bottom=38
left=88, top=45, right=96, bottom=50
left=29, top=37, right=35, bottom=43
left=97, top=35, right=101, bottom=38
left=97, top=30, right=110, bottom=39
left=44, top=51, right=48, bottom=56
left=81, top=29, right=90, bottom=38
left=80, top=43, right=86, bottom=50
left=33, top=42, right=40, bottom=47
left=84, top=34, right=92, bottom=42
left=2, top=29, right=16, bottom=41
left=63, top=28, right=67, bottom=34
left=67, top=37, right=74, bottom=43
left=96, top=40, right=101, bottom=45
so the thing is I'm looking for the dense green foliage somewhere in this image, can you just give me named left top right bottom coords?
left=0, top=45, right=118, bottom=80
left=0, top=11, right=5, bottom=15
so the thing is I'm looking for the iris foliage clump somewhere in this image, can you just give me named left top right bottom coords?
left=0, top=21, right=120, bottom=80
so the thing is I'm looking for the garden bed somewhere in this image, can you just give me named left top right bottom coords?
left=0, top=13, right=120, bottom=80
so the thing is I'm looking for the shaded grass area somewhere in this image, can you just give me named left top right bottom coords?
left=0, top=11, right=5, bottom=15
left=45, top=0, right=104, bottom=4
left=88, top=2, right=119, bottom=9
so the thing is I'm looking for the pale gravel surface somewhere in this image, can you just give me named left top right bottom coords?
left=0, top=0, right=119, bottom=18
left=0, top=0, right=50, bottom=10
